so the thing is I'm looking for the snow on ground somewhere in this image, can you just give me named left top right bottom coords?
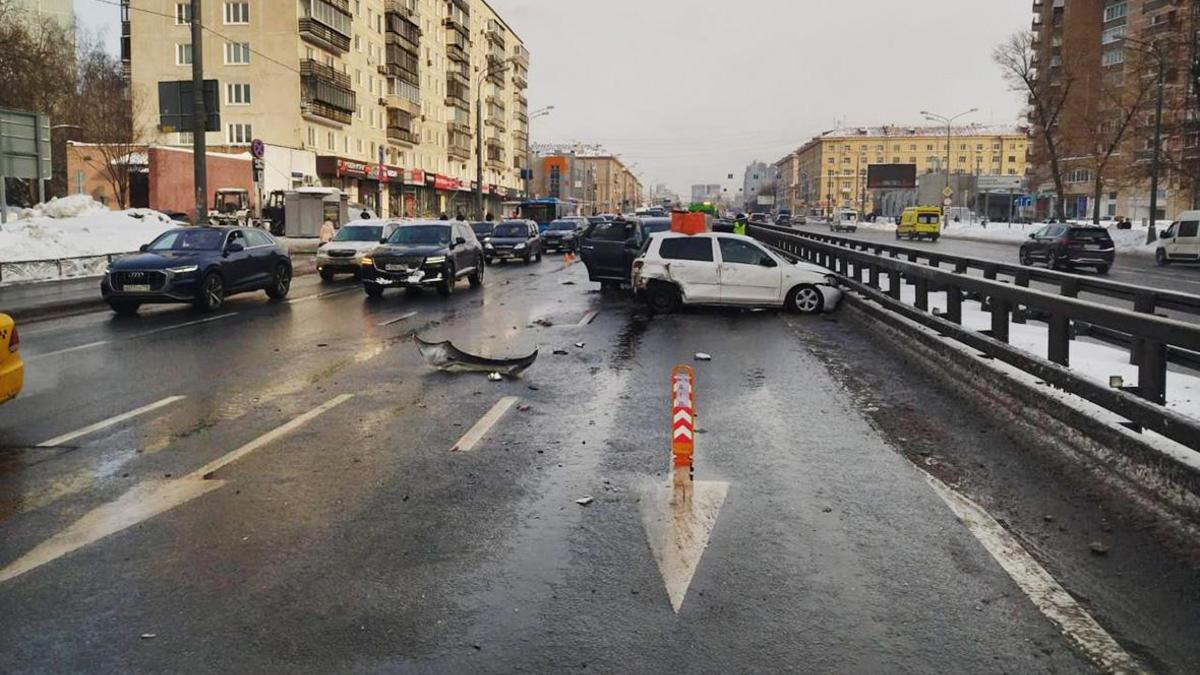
left=0, top=197, right=178, bottom=284
left=856, top=219, right=1158, bottom=257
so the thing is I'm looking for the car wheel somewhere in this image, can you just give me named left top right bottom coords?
left=319, top=269, right=335, bottom=282
left=195, top=272, right=225, bottom=311
left=484, top=256, right=493, bottom=266
left=645, top=283, right=681, bottom=314
left=535, top=247, right=543, bottom=262
left=266, top=264, right=291, bottom=299
left=363, top=282, right=384, bottom=298
left=438, top=265, right=456, bottom=297
left=1156, top=249, right=1169, bottom=266
left=787, top=284, right=824, bottom=314
left=1019, top=248, right=1032, bottom=266
left=895, top=230, right=901, bottom=240
left=469, top=258, right=484, bottom=288
left=108, top=301, right=140, bottom=317
left=523, top=253, right=531, bottom=265
left=1096, top=264, right=1111, bottom=275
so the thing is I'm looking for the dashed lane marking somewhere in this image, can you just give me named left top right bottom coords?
left=24, top=313, right=238, bottom=362
left=377, top=311, right=419, bottom=327
left=287, top=287, right=358, bottom=304
left=36, top=396, right=187, bottom=448
left=24, top=340, right=110, bottom=361
left=0, top=394, right=353, bottom=584
left=578, top=310, right=599, bottom=326
left=923, top=473, right=1142, bottom=673
left=451, top=396, right=519, bottom=452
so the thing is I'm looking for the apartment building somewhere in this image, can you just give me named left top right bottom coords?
left=530, top=152, right=642, bottom=215
left=8, top=0, right=74, bottom=30
left=1029, top=0, right=1196, bottom=221
left=774, top=125, right=1029, bottom=216
left=125, top=0, right=530, bottom=218
left=742, top=160, right=778, bottom=211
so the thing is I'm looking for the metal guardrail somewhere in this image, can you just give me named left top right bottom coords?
left=0, top=252, right=135, bottom=286
left=748, top=223, right=1200, bottom=451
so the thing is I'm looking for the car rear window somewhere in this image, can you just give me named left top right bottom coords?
left=917, top=214, right=939, bottom=224
left=493, top=224, right=527, bottom=237
left=1069, top=227, right=1113, bottom=242
left=659, top=237, right=714, bottom=262
left=589, top=221, right=629, bottom=241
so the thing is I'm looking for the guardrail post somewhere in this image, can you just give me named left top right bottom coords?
left=990, top=297, right=1010, bottom=343
left=1139, top=340, right=1167, bottom=405
left=869, top=264, right=879, bottom=288
left=1060, top=277, right=1079, bottom=298
left=888, top=269, right=901, bottom=300
left=954, top=261, right=967, bottom=274
left=907, top=252, right=918, bottom=263
left=983, top=264, right=998, bottom=281
left=1013, top=270, right=1031, bottom=324
left=946, top=285, right=962, bottom=324
left=1048, top=313, right=1070, bottom=366
left=915, top=278, right=929, bottom=311
left=1129, top=293, right=1156, bottom=366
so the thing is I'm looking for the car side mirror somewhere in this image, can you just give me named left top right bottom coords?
left=1028, top=233, right=1036, bottom=240
left=225, top=242, right=244, bottom=254
left=380, top=238, right=389, bottom=244
left=761, top=256, right=777, bottom=268
left=456, top=237, right=467, bottom=246
left=139, top=244, right=149, bottom=252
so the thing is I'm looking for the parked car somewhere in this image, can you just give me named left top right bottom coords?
left=484, top=220, right=542, bottom=264
left=1019, top=224, right=1115, bottom=273
left=542, top=219, right=583, bottom=253
left=471, top=221, right=495, bottom=244
left=317, top=220, right=399, bottom=281
left=0, top=313, right=23, bottom=405
left=632, top=232, right=842, bottom=314
left=579, top=216, right=672, bottom=289
left=360, top=221, right=484, bottom=297
left=896, top=206, right=942, bottom=241
left=1156, top=213, right=1200, bottom=266
left=101, top=227, right=293, bottom=315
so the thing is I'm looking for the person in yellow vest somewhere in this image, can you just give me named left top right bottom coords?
left=733, top=213, right=748, bottom=236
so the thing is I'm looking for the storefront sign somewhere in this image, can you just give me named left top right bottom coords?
left=405, top=169, right=425, bottom=185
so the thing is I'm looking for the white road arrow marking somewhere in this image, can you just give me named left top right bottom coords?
left=640, top=479, right=728, bottom=613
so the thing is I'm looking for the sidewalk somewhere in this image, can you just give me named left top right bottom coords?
left=0, top=249, right=318, bottom=322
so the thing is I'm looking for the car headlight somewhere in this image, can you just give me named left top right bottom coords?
left=485, top=243, right=494, bottom=249
left=361, top=257, right=374, bottom=266
left=514, top=243, right=526, bottom=250
left=167, top=265, right=198, bottom=274
left=425, top=256, right=447, bottom=265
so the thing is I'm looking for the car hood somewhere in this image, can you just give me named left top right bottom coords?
left=784, top=260, right=833, bottom=283
left=488, top=237, right=529, bottom=246
left=371, top=244, right=448, bottom=257
left=111, top=251, right=212, bottom=270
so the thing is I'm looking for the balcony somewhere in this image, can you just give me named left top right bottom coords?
left=447, top=42, right=469, bottom=63
left=301, top=58, right=352, bottom=88
left=387, top=126, right=417, bottom=145
left=299, top=17, right=351, bottom=53
left=513, top=129, right=528, bottom=143
left=386, top=82, right=420, bottom=115
left=386, top=26, right=420, bottom=54
left=486, top=19, right=507, bottom=47
left=447, top=68, right=469, bottom=87
left=486, top=116, right=506, bottom=132
left=449, top=143, right=471, bottom=162
left=444, top=92, right=469, bottom=111
left=512, top=44, right=529, bottom=67
left=512, top=69, right=527, bottom=90
left=385, top=0, right=417, bottom=19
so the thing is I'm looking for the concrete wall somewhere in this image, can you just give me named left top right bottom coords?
left=262, top=144, right=318, bottom=194
left=147, top=147, right=254, bottom=219
left=65, top=144, right=124, bottom=207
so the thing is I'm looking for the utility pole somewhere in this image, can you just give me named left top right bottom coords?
left=190, top=0, right=207, bottom=224
left=1148, top=50, right=1166, bottom=243
left=922, top=108, right=978, bottom=214
left=475, top=93, right=483, bottom=219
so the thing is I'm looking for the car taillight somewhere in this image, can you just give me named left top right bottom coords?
left=632, top=260, right=644, bottom=273
left=8, top=326, right=18, bottom=353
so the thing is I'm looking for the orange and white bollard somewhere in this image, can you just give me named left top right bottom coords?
left=671, top=365, right=695, bottom=507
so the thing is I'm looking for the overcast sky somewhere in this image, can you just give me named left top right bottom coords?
left=76, top=0, right=1030, bottom=197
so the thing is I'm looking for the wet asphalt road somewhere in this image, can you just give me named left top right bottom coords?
left=0, top=253, right=1168, bottom=672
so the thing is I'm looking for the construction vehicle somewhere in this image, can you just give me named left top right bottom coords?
left=210, top=188, right=254, bottom=227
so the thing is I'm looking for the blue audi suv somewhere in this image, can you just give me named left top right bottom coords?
left=101, top=227, right=292, bottom=315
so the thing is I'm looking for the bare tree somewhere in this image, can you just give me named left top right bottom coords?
left=1082, top=67, right=1150, bottom=224
left=994, top=31, right=1074, bottom=220
left=73, top=41, right=145, bottom=210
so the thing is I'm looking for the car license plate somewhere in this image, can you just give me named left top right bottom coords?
left=386, top=264, right=408, bottom=272
left=125, top=284, right=151, bottom=292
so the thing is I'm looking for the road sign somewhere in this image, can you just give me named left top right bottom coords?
left=977, top=175, right=1022, bottom=191
left=250, top=138, right=265, bottom=159
left=942, top=186, right=954, bottom=198
left=943, top=198, right=953, bottom=207
left=252, top=158, right=264, bottom=183
left=0, top=107, right=51, bottom=222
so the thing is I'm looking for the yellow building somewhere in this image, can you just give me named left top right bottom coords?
left=127, top=0, right=529, bottom=218
left=775, top=125, right=1029, bottom=216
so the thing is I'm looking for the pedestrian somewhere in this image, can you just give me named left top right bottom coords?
left=319, top=219, right=335, bottom=244
left=733, top=213, right=747, bottom=236
left=439, top=212, right=449, bottom=220
left=360, top=209, right=371, bottom=220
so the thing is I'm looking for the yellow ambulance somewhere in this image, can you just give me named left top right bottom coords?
left=897, top=206, right=942, bottom=242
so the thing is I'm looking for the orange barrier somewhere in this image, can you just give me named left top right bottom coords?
left=671, top=365, right=696, bottom=506
left=670, top=212, right=708, bottom=235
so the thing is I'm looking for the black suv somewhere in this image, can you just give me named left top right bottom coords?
left=484, top=220, right=542, bottom=264
left=360, top=221, right=484, bottom=297
left=1019, top=224, right=1115, bottom=274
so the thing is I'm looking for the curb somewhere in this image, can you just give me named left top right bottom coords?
left=9, top=255, right=318, bottom=324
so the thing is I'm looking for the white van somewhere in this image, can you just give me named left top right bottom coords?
left=1156, top=211, right=1200, bottom=265
left=831, top=209, right=859, bottom=233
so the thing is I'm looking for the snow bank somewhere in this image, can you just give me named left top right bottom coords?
left=0, top=198, right=178, bottom=282
left=857, top=219, right=1158, bottom=257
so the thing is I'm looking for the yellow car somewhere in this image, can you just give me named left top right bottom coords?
left=897, top=206, right=942, bottom=242
left=0, top=313, right=23, bottom=405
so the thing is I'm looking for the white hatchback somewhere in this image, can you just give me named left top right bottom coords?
left=631, top=232, right=842, bottom=314
left=316, top=220, right=400, bottom=280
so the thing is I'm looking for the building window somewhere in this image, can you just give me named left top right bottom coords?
left=224, top=2, right=249, bottom=24
left=226, top=83, right=250, bottom=105
left=176, top=131, right=193, bottom=145
left=1066, top=168, right=1092, bottom=183
left=327, top=131, right=335, bottom=150
left=175, top=43, right=192, bottom=65
left=308, top=126, right=316, bottom=147
left=227, top=123, right=252, bottom=144
left=1101, top=25, right=1126, bottom=45
left=958, top=156, right=966, bottom=164
left=1102, top=49, right=1125, bottom=67
left=173, top=3, right=193, bottom=24
left=1103, top=2, right=1127, bottom=22
left=1008, top=155, right=1016, bottom=162
left=224, top=41, right=251, bottom=64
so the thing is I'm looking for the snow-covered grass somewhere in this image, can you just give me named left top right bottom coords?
left=0, top=196, right=176, bottom=264
left=855, top=219, right=1158, bottom=257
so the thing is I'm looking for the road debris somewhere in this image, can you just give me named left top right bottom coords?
left=694, top=353, right=712, bottom=361
left=553, top=349, right=569, bottom=356
left=517, top=404, right=532, bottom=412
left=575, top=496, right=594, bottom=506
left=533, top=318, right=554, bottom=327
left=140, top=633, right=157, bottom=640
left=1089, top=541, right=1111, bottom=556
left=415, top=335, right=537, bottom=376
left=575, top=342, right=585, bottom=348
left=488, top=372, right=503, bottom=382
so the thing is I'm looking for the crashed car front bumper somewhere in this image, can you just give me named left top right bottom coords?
left=361, top=267, right=447, bottom=287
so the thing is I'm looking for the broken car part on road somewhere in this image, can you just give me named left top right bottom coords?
left=415, top=335, right=538, bottom=377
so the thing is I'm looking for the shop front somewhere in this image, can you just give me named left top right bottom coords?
left=316, top=156, right=406, bottom=217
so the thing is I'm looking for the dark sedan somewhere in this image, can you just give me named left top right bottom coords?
left=360, top=221, right=484, bottom=297
left=484, top=220, right=542, bottom=264
left=101, top=227, right=292, bottom=315
left=1019, top=224, right=1115, bottom=274
left=542, top=219, right=582, bottom=253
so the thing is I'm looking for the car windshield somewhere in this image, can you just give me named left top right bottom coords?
left=472, top=223, right=493, bottom=236
left=387, top=225, right=451, bottom=245
left=333, top=225, right=384, bottom=242
left=147, top=229, right=225, bottom=251
left=548, top=221, right=576, bottom=231
left=493, top=223, right=527, bottom=237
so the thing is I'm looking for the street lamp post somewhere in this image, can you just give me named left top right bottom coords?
left=525, top=105, right=553, bottom=200
left=476, top=56, right=517, bottom=220
left=1121, top=36, right=1168, bottom=242
left=921, top=107, right=978, bottom=207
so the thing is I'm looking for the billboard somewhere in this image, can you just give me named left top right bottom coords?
left=867, top=164, right=917, bottom=189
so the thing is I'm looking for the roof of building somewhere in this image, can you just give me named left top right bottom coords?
left=814, top=123, right=1028, bottom=139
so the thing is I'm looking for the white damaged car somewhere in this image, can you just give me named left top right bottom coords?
left=631, top=232, right=842, bottom=314
left=316, top=220, right=400, bottom=281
